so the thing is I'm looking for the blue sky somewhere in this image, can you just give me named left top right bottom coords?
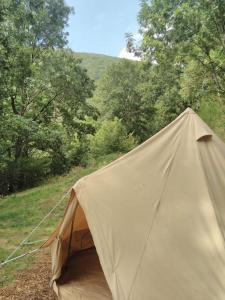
left=65, top=0, right=140, bottom=57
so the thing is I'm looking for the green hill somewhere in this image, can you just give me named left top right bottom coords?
left=74, top=52, right=121, bottom=81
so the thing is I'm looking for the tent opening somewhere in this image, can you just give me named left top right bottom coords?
left=56, top=202, right=112, bottom=299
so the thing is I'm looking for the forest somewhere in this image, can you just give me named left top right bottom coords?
left=0, top=0, right=225, bottom=195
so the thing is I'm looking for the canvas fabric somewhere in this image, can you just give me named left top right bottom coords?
left=43, top=108, right=225, bottom=300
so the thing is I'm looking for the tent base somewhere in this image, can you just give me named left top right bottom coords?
left=55, top=248, right=112, bottom=300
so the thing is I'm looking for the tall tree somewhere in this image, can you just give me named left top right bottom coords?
left=93, top=59, right=156, bottom=142
left=134, top=0, right=225, bottom=121
left=0, top=1, right=96, bottom=194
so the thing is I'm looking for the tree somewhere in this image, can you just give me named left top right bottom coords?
left=0, top=1, right=96, bottom=194
left=89, top=118, right=137, bottom=157
left=93, top=59, right=156, bottom=142
left=133, top=0, right=225, bottom=122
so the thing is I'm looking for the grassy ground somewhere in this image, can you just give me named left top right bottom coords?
left=0, top=153, right=119, bottom=287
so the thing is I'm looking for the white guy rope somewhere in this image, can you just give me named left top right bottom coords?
left=1, top=188, right=71, bottom=267
left=23, top=238, right=47, bottom=246
left=0, top=249, right=39, bottom=268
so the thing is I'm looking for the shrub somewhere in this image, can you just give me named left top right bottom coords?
left=89, top=118, right=137, bottom=157
left=0, top=157, right=51, bottom=195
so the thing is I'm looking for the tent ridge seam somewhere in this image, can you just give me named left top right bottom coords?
left=196, top=142, right=225, bottom=248
left=127, top=117, right=187, bottom=300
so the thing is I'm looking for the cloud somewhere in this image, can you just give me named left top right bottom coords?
left=118, top=31, right=142, bottom=61
left=118, top=47, right=141, bottom=61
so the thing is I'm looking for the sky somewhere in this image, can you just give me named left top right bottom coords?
left=65, top=0, right=140, bottom=59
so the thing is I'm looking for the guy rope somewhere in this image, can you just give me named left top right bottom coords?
left=0, top=188, right=71, bottom=268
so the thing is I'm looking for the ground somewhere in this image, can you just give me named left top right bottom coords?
left=0, top=250, right=56, bottom=300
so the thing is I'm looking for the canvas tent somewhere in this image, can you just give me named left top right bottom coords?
left=43, top=108, right=225, bottom=300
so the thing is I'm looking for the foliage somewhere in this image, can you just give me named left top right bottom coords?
left=93, top=59, right=157, bottom=142
left=0, top=157, right=51, bottom=195
left=0, top=0, right=96, bottom=194
left=89, top=118, right=137, bottom=157
left=1, top=0, right=225, bottom=196
left=199, top=99, right=225, bottom=140
left=122, top=0, right=225, bottom=133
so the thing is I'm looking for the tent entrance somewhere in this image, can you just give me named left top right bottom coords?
left=56, top=248, right=112, bottom=299
left=55, top=202, right=112, bottom=299
left=68, top=202, right=95, bottom=253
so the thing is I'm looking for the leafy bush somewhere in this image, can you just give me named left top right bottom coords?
left=89, top=118, right=137, bottom=157
left=0, top=157, right=51, bottom=195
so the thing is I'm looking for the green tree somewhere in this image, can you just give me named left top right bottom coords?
left=89, top=118, right=137, bottom=157
left=0, top=1, right=96, bottom=194
left=93, top=59, right=156, bottom=142
left=134, top=0, right=225, bottom=122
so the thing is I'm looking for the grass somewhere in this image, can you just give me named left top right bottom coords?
left=0, top=153, right=120, bottom=287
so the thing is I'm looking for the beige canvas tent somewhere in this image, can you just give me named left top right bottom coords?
left=43, top=108, right=225, bottom=300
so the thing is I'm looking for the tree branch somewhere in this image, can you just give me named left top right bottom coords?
left=11, top=95, right=19, bottom=115
left=33, top=91, right=63, bottom=121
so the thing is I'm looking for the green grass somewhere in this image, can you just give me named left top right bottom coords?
left=0, top=153, right=119, bottom=287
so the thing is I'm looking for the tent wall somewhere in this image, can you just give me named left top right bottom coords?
left=44, top=191, right=94, bottom=284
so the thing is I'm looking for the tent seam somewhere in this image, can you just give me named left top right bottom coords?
left=127, top=115, right=187, bottom=300
left=196, top=139, right=225, bottom=248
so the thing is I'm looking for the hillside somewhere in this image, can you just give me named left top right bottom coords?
left=74, top=52, right=120, bottom=81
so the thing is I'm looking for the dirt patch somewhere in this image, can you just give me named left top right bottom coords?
left=0, top=250, right=56, bottom=300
